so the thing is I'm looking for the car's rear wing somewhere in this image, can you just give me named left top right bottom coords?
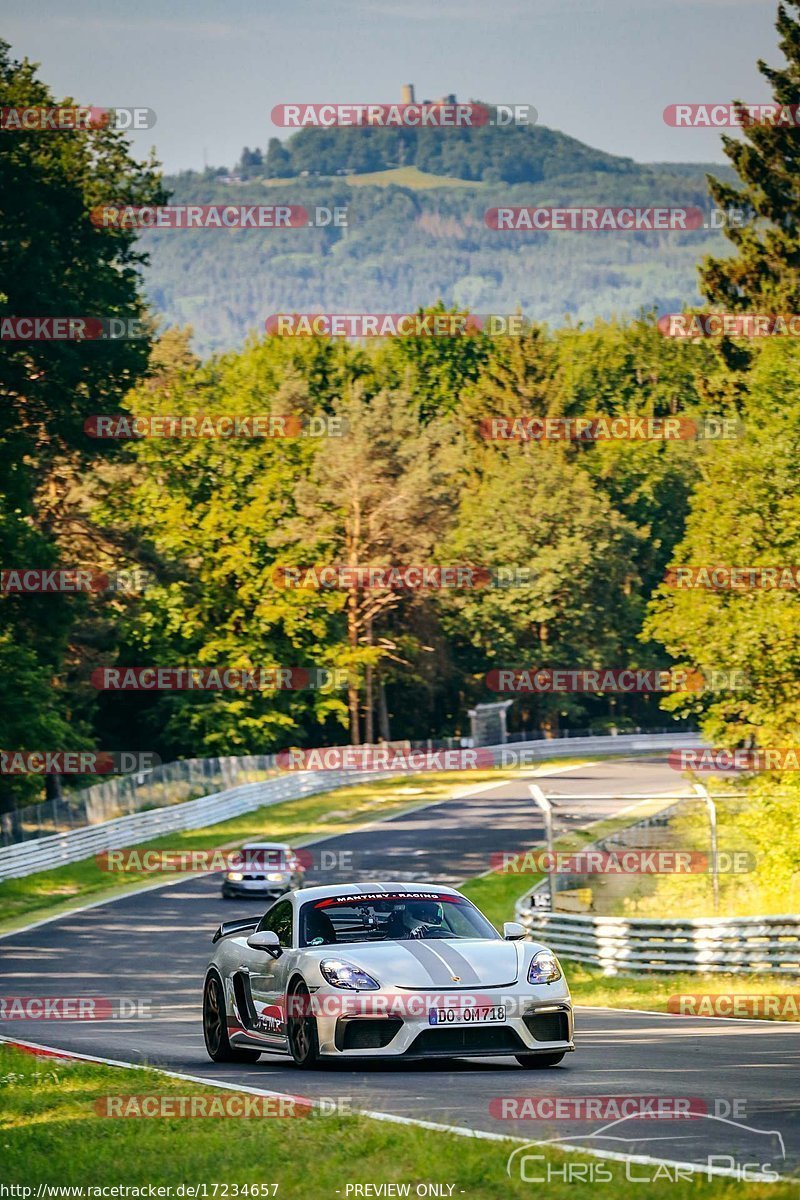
left=212, top=917, right=260, bottom=944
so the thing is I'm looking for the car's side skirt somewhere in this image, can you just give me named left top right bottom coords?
left=227, top=971, right=290, bottom=1052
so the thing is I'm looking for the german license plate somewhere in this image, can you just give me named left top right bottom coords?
left=428, top=1005, right=506, bottom=1025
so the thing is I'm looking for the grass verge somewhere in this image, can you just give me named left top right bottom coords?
left=565, top=961, right=800, bottom=1019
left=0, top=1043, right=794, bottom=1196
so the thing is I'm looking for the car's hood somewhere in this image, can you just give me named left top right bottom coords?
left=312, top=938, right=520, bottom=988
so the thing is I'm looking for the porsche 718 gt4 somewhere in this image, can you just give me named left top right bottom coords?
left=203, top=882, right=574, bottom=1068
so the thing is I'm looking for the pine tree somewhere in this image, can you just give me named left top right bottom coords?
left=700, top=2, right=800, bottom=311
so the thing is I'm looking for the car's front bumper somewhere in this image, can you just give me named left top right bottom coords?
left=311, top=987, right=574, bottom=1059
left=221, top=879, right=292, bottom=899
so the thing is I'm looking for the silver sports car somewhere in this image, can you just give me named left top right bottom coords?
left=203, top=882, right=574, bottom=1068
left=220, top=841, right=305, bottom=900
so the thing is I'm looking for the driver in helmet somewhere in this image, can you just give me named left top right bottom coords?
left=400, top=899, right=444, bottom=939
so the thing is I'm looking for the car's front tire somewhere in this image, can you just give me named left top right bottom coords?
left=203, top=973, right=261, bottom=1063
left=515, top=1052, right=566, bottom=1068
left=286, top=980, right=320, bottom=1069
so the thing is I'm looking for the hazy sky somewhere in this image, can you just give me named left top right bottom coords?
left=4, top=0, right=782, bottom=174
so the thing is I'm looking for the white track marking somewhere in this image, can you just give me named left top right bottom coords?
left=575, top=1003, right=800, bottom=1027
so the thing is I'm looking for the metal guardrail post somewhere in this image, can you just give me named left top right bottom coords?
left=529, top=783, right=555, bottom=912
left=693, top=781, right=719, bottom=913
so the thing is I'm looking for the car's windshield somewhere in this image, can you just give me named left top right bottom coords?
left=299, top=891, right=500, bottom=946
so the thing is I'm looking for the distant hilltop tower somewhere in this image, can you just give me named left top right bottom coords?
left=401, top=85, right=457, bottom=106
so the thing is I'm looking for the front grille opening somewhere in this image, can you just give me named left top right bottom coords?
left=523, top=1011, right=569, bottom=1042
left=409, top=1026, right=524, bottom=1055
left=336, top=1018, right=403, bottom=1051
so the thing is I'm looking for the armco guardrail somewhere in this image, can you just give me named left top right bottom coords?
left=0, top=769, right=387, bottom=883
left=0, top=731, right=699, bottom=883
left=516, top=908, right=800, bottom=975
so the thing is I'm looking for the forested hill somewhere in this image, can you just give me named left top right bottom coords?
left=245, top=113, right=640, bottom=182
left=143, top=119, right=737, bottom=356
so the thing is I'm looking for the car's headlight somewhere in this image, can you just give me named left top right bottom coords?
left=266, top=872, right=286, bottom=882
left=527, top=949, right=562, bottom=984
left=226, top=871, right=244, bottom=882
left=320, top=959, right=380, bottom=990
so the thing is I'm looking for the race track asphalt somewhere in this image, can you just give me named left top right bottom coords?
left=1, top=756, right=798, bottom=1178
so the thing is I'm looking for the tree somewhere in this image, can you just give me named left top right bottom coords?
left=645, top=6, right=800, bottom=755
left=373, top=304, right=494, bottom=421
left=94, top=332, right=359, bottom=758
left=264, top=137, right=292, bottom=178
left=0, top=41, right=164, bottom=807
left=237, top=146, right=263, bottom=178
left=645, top=340, right=800, bottom=747
left=286, top=386, right=457, bottom=743
left=700, top=2, right=800, bottom=311
left=438, top=445, right=645, bottom=734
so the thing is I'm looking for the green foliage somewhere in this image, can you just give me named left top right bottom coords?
left=81, top=310, right=710, bottom=756
left=700, top=1, right=800, bottom=312
left=646, top=340, right=800, bottom=746
left=0, top=41, right=164, bottom=807
left=275, top=113, right=639, bottom=184
left=437, top=445, right=646, bottom=730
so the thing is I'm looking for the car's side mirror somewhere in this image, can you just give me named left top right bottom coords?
left=247, top=930, right=282, bottom=957
left=503, top=921, right=527, bottom=941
